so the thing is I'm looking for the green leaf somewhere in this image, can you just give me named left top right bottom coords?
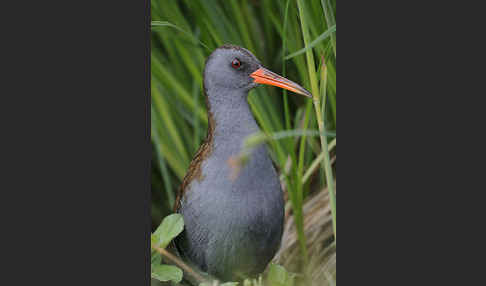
left=267, top=264, right=295, bottom=286
left=151, top=20, right=210, bottom=50
left=285, top=25, right=336, bottom=60
left=152, top=214, right=184, bottom=249
left=151, top=251, right=162, bottom=266
left=151, top=264, right=183, bottom=283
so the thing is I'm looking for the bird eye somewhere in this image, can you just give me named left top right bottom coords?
left=231, top=58, right=241, bottom=69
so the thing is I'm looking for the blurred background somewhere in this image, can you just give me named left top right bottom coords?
left=151, top=0, right=336, bottom=284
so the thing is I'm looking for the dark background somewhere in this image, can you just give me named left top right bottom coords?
left=1, top=0, right=150, bottom=285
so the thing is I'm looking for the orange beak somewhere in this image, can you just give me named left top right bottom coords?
left=250, top=67, right=312, bottom=98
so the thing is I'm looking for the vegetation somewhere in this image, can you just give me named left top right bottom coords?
left=151, top=0, right=336, bottom=285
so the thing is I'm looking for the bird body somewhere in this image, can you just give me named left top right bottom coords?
left=173, top=45, right=311, bottom=282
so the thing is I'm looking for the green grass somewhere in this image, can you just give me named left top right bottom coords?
left=151, top=0, right=336, bottom=284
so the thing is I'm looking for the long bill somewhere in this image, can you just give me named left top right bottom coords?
left=250, top=67, right=312, bottom=98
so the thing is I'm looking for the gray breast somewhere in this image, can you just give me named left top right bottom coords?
left=175, top=144, right=284, bottom=281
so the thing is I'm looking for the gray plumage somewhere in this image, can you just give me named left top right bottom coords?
left=174, top=46, right=285, bottom=282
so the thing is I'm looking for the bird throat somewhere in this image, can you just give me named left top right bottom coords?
left=206, top=88, right=260, bottom=156
left=174, top=88, right=259, bottom=211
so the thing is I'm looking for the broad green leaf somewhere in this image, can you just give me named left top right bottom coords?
left=151, top=264, right=183, bottom=283
left=152, top=214, right=184, bottom=249
left=151, top=251, right=162, bottom=266
left=267, top=264, right=295, bottom=286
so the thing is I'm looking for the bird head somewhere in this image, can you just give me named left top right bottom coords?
left=203, top=45, right=312, bottom=98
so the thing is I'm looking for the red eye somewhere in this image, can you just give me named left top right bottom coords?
left=231, top=59, right=241, bottom=69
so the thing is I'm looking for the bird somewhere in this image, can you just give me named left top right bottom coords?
left=173, top=44, right=311, bottom=283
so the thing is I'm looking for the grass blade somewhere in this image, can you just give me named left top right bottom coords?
left=151, top=21, right=210, bottom=50
left=285, top=25, right=336, bottom=60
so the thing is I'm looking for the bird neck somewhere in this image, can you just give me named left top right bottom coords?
left=206, top=88, right=260, bottom=152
